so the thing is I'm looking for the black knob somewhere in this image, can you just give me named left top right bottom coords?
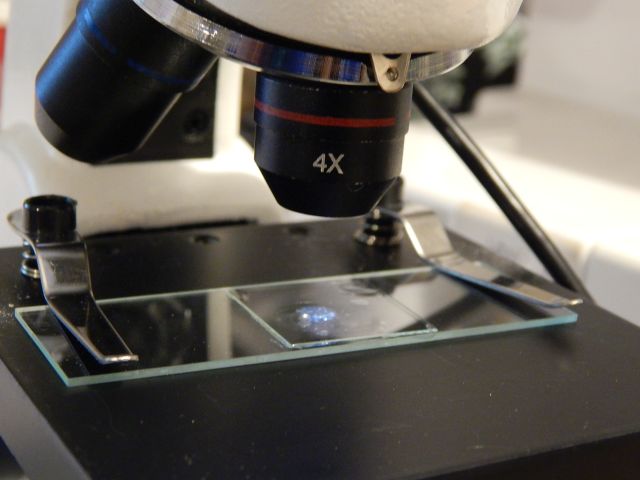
left=23, top=195, right=77, bottom=244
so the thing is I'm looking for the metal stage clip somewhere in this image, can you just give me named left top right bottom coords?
left=381, top=209, right=583, bottom=309
left=7, top=196, right=138, bottom=365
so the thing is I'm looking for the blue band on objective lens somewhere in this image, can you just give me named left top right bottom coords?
left=80, top=6, right=193, bottom=87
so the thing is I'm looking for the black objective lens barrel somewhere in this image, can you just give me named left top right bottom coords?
left=35, top=0, right=217, bottom=163
left=254, top=74, right=413, bottom=217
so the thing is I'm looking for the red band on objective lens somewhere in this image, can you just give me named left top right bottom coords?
left=254, top=99, right=396, bottom=128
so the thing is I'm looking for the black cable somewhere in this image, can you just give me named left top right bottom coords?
left=412, top=82, right=593, bottom=301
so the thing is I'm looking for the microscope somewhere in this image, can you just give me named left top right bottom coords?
left=34, top=0, right=519, bottom=216
left=1, top=1, right=640, bottom=479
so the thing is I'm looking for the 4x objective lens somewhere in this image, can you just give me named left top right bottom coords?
left=254, top=74, right=413, bottom=217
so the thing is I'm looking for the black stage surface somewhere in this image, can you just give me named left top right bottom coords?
left=1, top=219, right=639, bottom=479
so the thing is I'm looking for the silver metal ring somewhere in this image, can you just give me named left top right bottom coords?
left=131, top=0, right=472, bottom=86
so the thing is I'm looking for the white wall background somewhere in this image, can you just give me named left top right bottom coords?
left=1, top=0, right=75, bottom=129
left=522, top=0, right=640, bottom=120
